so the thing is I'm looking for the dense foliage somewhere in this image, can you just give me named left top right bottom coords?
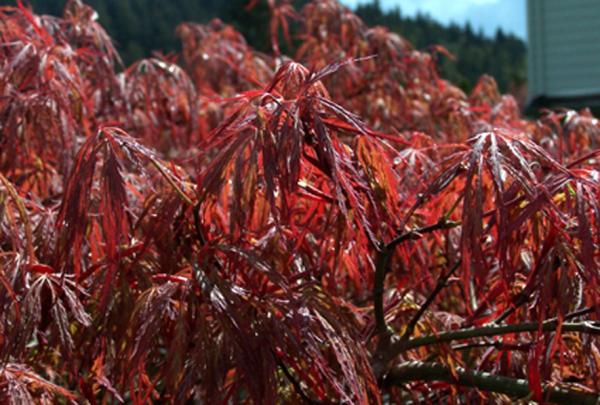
left=0, top=0, right=526, bottom=93
left=0, top=0, right=599, bottom=404
left=0, top=0, right=302, bottom=63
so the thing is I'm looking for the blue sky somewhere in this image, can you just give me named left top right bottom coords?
left=340, top=0, right=527, bottom=40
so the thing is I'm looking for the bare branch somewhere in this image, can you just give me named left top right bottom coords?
left=373, top=219, right=461, bottom=337
left=400, top=260, right=461, bottom=342
left=390, top=320, right=600, bottom=356
left=384, top=361, right=600, bottom=405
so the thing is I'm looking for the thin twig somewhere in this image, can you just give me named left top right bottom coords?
left=387, top=220, right=461, bottom=251
left=274, top=354, right=326, bottom=405
left=451, top=341, right=531, bottom=351
left=564, top=305, right=600, bottom=320
left=400, top=260, right=462, bottom=341
left=495, top=302, right=598, bottom=326
left=373, top=219, right=461, bottom=336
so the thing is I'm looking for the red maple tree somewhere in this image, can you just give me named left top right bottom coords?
left=1, top=0, right=599, bottom=403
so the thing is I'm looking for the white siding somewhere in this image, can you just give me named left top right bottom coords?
left=528, top=0, right=600, bottom=100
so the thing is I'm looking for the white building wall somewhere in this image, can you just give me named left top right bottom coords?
left=528, top=0, right=600, bottom=101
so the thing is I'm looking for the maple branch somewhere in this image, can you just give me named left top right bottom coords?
left=565, top=305, right=600, bottom=320
left=388, top=219, right=461, bottom=251
left=276, top=359, right=325, bottom=405
left=389, top=320, right=600, bottom=356
left=373, top=246, right=392, bottom=337
left=451, top=341, right=531, bottom=352
left=400, top=260, right=461, bottom=341
left=373, top=219, right=461, bottom=336
left=384, top=361, right=600, bottom=405
left=496, top=303, right=600, bottom=326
